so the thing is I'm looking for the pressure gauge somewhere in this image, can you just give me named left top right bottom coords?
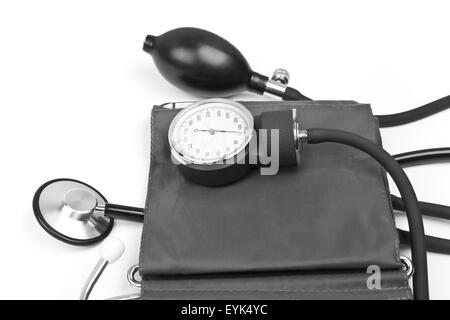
left=168, top=98, right=302, bottom=186
left=168, top=99, right=254, bottom=186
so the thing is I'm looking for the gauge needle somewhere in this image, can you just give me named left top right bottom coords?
left=194, top=128, right=246, bottom=134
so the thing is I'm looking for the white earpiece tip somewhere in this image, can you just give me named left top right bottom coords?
left=99, top=237, right=125, bottom=263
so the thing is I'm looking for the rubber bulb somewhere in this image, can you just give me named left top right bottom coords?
left=143, top=27, right=263, bottom=97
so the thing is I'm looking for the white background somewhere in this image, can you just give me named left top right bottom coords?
left=0, top=0, right=449, bottom=299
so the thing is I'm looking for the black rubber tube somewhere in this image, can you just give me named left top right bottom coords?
left=376, top=96, right=450, bottom=128
left=282, top=87, right=311, bottom=101
left=104, top=203, right=145, bottom=223
left=391, top=148, right=450, bottom=254
left=282, top=87, right=449, bottom=128
left=307, top=128, right=429, bottom=300
left=394, top=147, right=450, bottom=167
left=393, top=194, right=450, bottom=254
left=397, top=229, right=450, bottom=255
left=391, top=195, right=450, bottom=221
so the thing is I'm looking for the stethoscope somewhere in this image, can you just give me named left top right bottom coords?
left=33, top=27, right=450, bottom=300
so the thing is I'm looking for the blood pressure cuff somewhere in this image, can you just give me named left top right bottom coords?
left=139, top=100, right=412, bottom=300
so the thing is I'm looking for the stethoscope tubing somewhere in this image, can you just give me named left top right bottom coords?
left=103, top=203, right=144, bottom=222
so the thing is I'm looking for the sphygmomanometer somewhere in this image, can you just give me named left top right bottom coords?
left=32, top=28, right=450, bottom=300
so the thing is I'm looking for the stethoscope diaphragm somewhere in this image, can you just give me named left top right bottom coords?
left=33, top=178, right=114, bottom=246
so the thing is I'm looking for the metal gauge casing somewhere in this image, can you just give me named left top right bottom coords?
left=168, top=99, right=254, bottom=186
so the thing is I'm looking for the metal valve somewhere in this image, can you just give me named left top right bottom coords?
left=264, top=68, right=291, bottom=97
left=271, top=68, right=290, bottom=85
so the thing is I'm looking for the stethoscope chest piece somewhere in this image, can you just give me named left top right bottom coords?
left=33, top=178, right=113, bottom=245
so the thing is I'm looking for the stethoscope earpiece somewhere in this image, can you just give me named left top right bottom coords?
left=80, top=237, right=140, bottom=300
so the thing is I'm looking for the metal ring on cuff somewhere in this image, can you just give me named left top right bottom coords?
left=400, top=255, right=415, bottom=279
left=127, top=265, right=142, bottom=288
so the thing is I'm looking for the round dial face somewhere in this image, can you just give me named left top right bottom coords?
left=168, top=99, right=254, bottom=165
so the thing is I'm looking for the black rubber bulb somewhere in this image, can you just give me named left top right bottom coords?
left=143, top=27, right=268, bottom=97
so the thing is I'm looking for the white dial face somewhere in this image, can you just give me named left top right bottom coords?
left=168, top=99, right=254, bottom=165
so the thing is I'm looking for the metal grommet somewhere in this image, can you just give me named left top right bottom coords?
left=400, top=256, right=414, bottom=279
left=127, top=265, right=141, bottom=288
